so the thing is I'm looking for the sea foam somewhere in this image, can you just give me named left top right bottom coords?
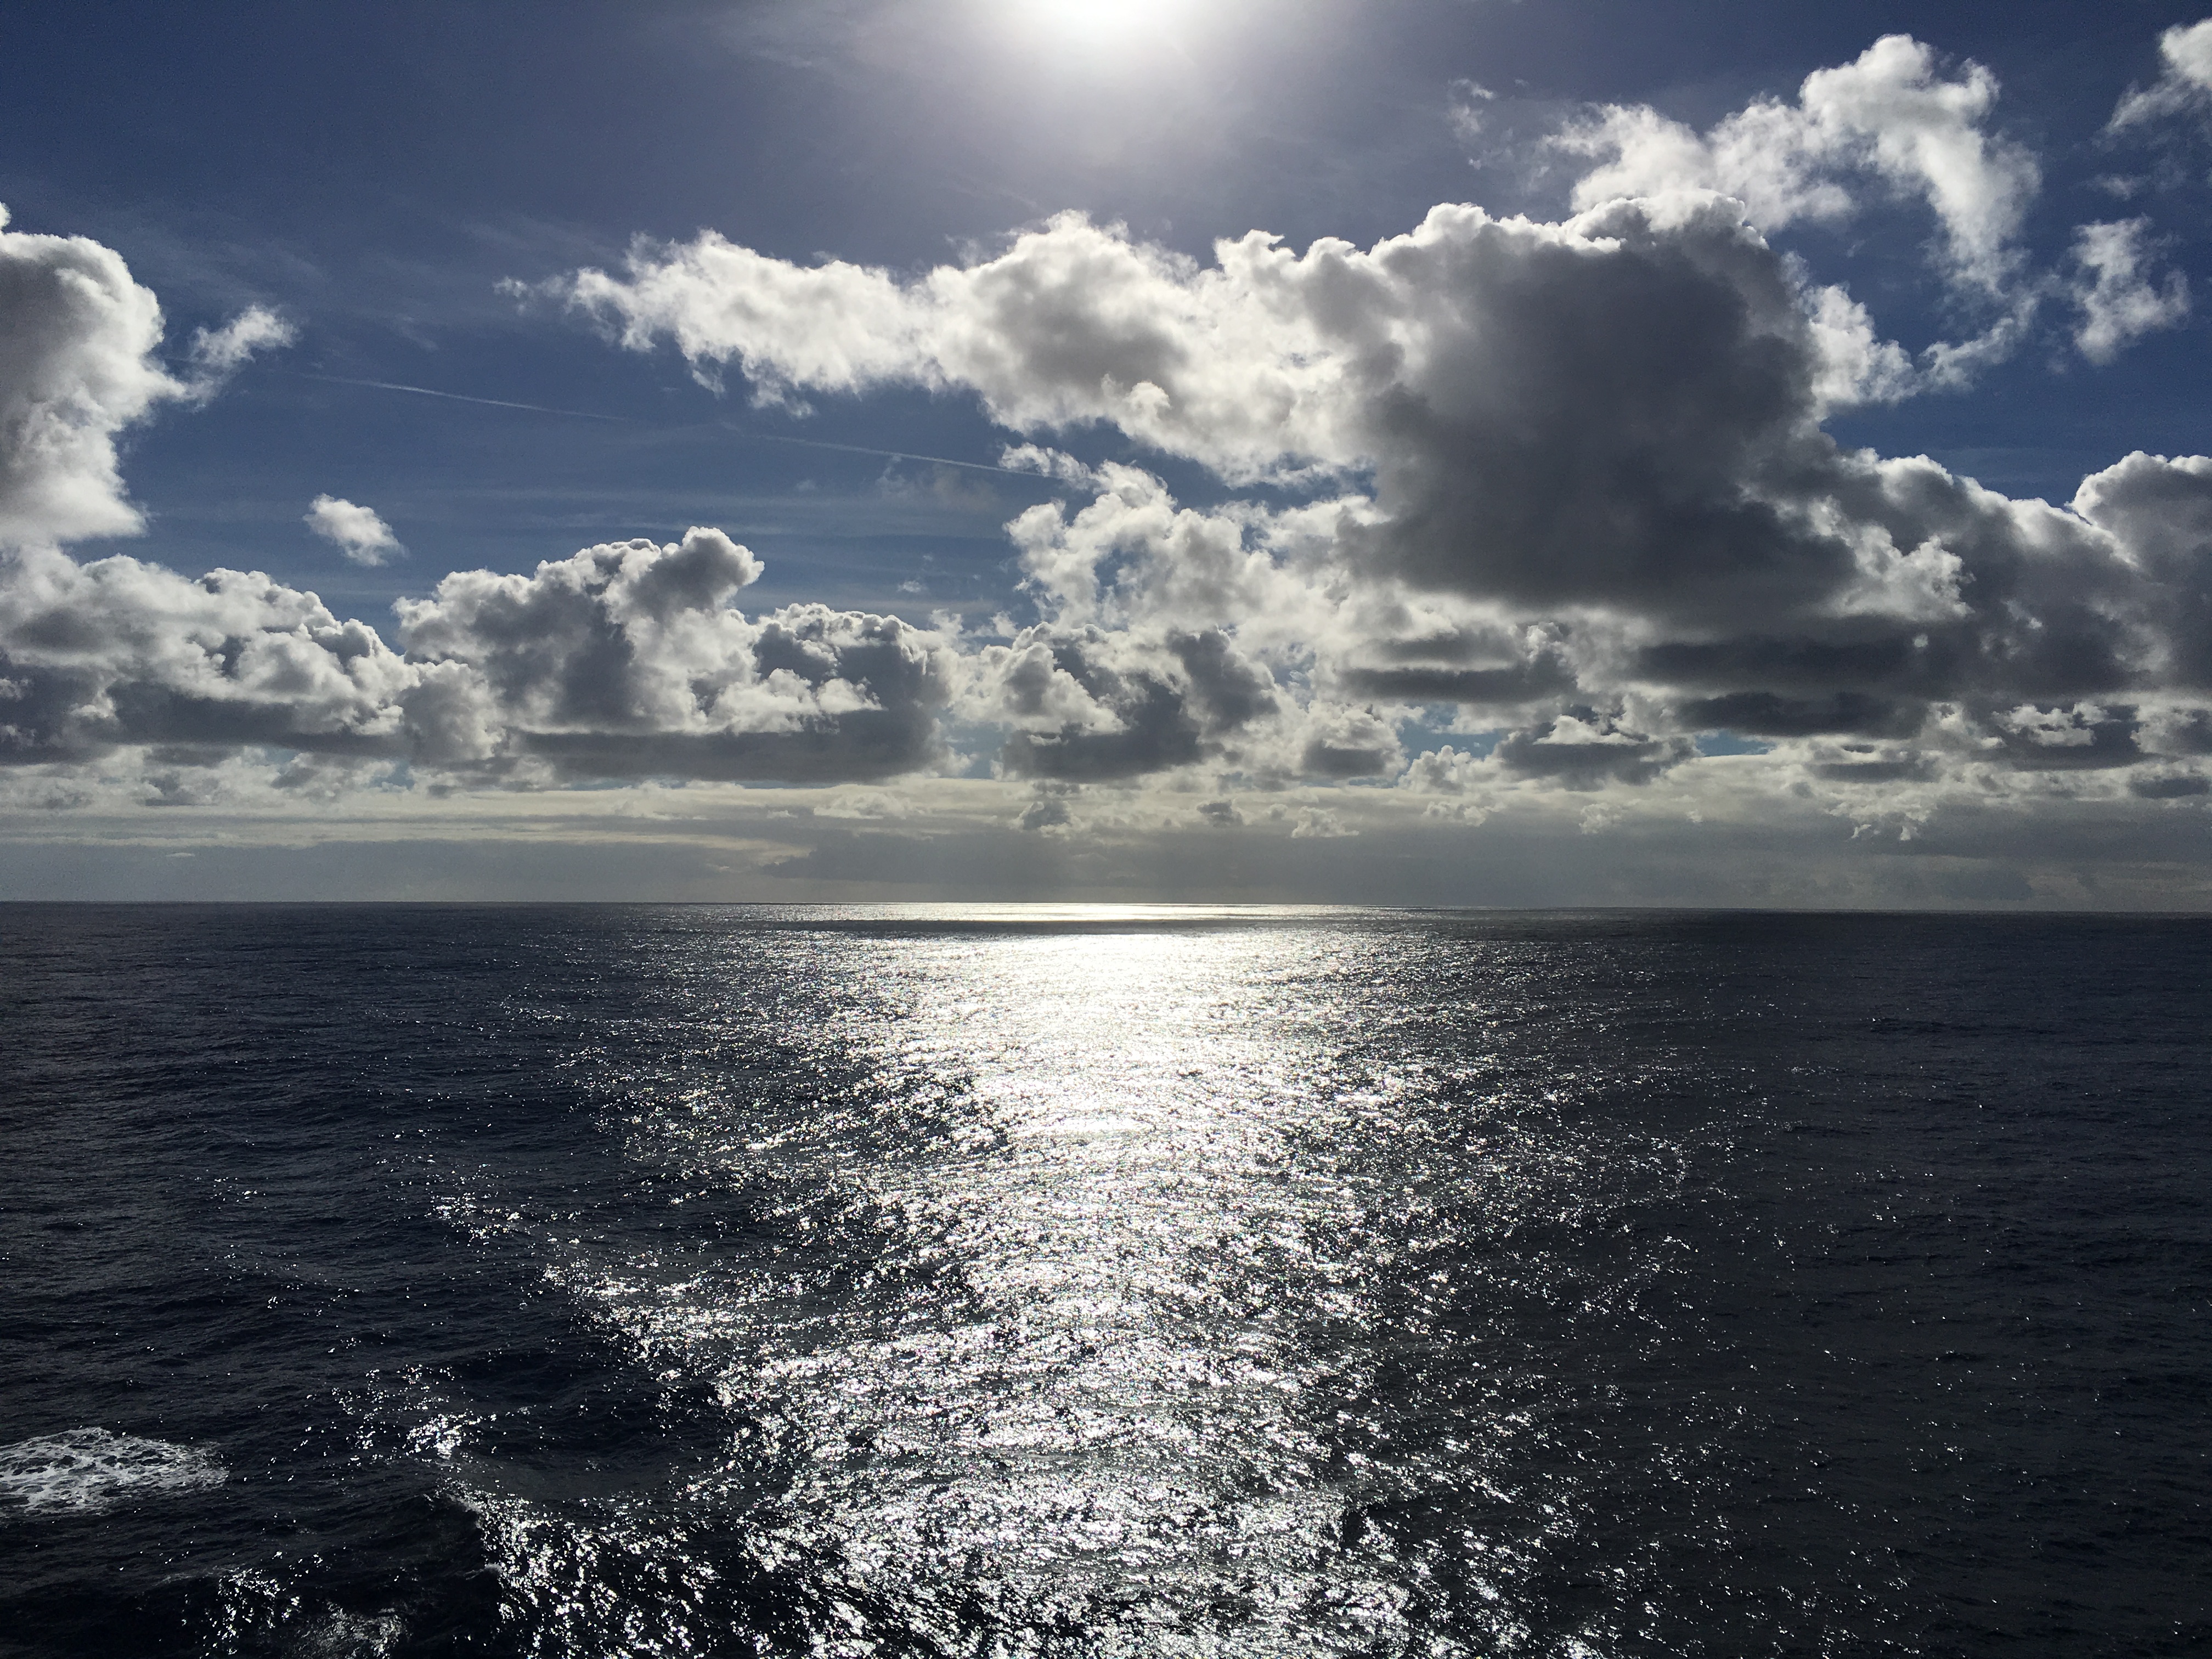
left=0, top=1428, right=225, bottom=1514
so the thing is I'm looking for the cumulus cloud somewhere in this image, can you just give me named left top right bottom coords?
left=0, top=205, right=290, bottom=551
left=0, top=213, right=956, bottom=793
left=2108, top=19, right=2212, bottom=133
left=1400, top=744, right=1487, bottom=795
left=2072, top=452, right=2212, bottom=688
left=394, top=529, right=951, bottom=781
left=970, top=623, right=1279, bottom=782
left=2070, top=219, right=2191, bottom=364
left=0, top=529, right=956, bottom=785
left=304, top=495, right=404, bottom=566
left=0, top=543, right=416, bottom=765
left=1556, top=35, right=2040, bottom=295
left=547, top=193, right=1897, bottom=623
left=546, top=189, right=2128, bottom=672
left=522, top=185, right=2212, bottom=820
left=9, top=174, right=2212, bottom=846
left=0, top=205, right=192, bottom=548
left=187, top=305, right=295, bottom=388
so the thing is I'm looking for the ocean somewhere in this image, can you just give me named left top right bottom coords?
left=0, top=904, right=2205, bottom=1658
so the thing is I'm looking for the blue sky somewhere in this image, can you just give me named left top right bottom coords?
left=14, top=0, right=2205, bottom=599
left=4, top=1, right=2212, bottom=902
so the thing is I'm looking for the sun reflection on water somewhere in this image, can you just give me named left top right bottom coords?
left=419, top=912, right=1678, bottom=1655
left=640, top=924, right=1411, bottom=1643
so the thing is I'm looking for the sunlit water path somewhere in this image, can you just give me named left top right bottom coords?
left=2, top=906, right=2205, bottom=1657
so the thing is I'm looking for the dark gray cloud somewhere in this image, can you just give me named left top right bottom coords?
left=1347, top=197, right=1857, bottom=623
left=1491, top=714, right=1696, bottom=789
left=1336, top=626, right=1579, bottom=710
left=1299, top=736, right=1396, bottom=778
left=2130, top=772, right=2211, bottom=798
left=1806, top=746, right=1942, bottom=784
left=984, top=625, right=1278, bottom=782
left=1671, top=691, right=1922, bottom=739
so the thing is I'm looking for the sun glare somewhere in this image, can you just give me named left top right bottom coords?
left=1001, top=0, right=1205, bottom=58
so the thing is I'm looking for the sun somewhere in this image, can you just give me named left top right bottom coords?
left=1001, top=0, right=1204, bottom=57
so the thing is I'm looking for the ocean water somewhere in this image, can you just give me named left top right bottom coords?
left=0, top=904, right=2205, bottom=1659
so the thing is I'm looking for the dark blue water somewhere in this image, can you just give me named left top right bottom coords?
left=0, top=905, right=2205, bottom=1658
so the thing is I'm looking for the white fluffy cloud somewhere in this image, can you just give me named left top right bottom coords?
left=0, top=205, right=194, bottom=549
left=1550, top=33, right=2197, bottom=379
left=0, top=204, right=291, bottom=552
left=187, top=306, right=295, bottom=381
left=2070, top=219, right=2191, bottom=364
left=304, top=495, right=405, bottom=566
left=0, top=542, right=416, bottom=764
left=554, top=191, right=1880, bottom=556
left=395, top=529, right=953, bottom=781
left=2109, top=18, right=2212, bottom=132
left=1556, top=35, right=2040, bottom=294
left=0, top=529, right=955, bottom=783
left=0, top=214, right=949, bottom=791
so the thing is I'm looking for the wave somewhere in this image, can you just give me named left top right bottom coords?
left=0, top=1428, right=225, bottom=1515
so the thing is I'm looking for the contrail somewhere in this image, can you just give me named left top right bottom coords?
left=306, top=372, right=1044, bottom=478
left=732, top=427, right=1030, bottom=477
left=301, top=374, right=632, bottom=422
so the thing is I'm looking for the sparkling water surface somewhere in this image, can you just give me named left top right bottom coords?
left=1, top=905, right=2205, bottom=1657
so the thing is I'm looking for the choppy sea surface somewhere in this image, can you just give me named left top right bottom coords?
left=1, top=904, right=2206, bottom=1659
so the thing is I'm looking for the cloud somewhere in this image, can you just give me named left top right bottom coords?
left=1446, top=79, right=1496, bottom=143
left=394, top=529, right=952, bottom=781
left=0, top=529, right=956, bottom=786
left=2108, top=19, right=2212, bottom=133
left=1400, top=744, right=1483, bottom=791
left=304, top=495, right=405, bottom=566
left=1556, top=35, right=2039, bottom=295
left=2070, top=219, right=2191, bottom=364
left=8, top=177, right=2212, bottom=858
left=1017, top=782, right=1075, bottom=832
left=544, top=195, right=1879, bottom=623
left=186, top=304, right=295, bottom=387
left=0, top=482, right=1251, bottom=799
left=0, top=206, right=292, bottom=552
left=539, top=191, right=2051, bottom=651
left=0, top=543, right=416, bottom=765
left=1296, top=702, right=1401, bottom=778
left=973, top=623, right=1279, bottom=782
left=2071, top=452, right=2212, bottom=687
left=1288, top=805, right=1354, bottom=838
left=1493, top=715, right=1697, bottom=789
left=527, top=188, right=2212, bottom=816
left=0, top=205, right=192, bottom=548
